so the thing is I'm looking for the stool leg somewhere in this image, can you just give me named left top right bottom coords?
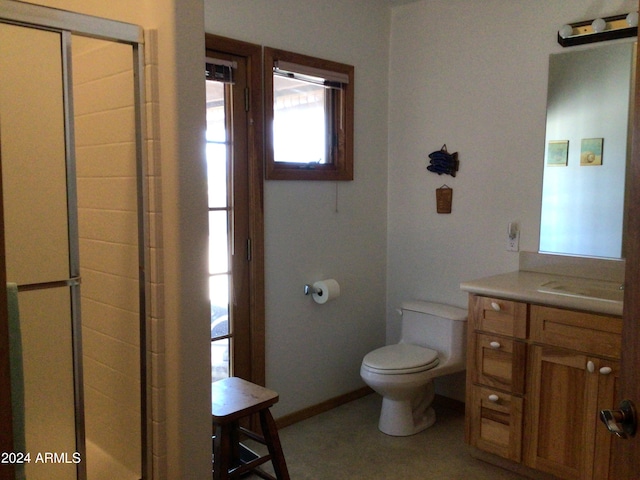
left=213, top=423, right=226, bottom=480
left=213, top=422, right=238, bottom=480
left=259, top=409, right=290, bottom=480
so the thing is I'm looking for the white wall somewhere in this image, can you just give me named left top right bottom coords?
left=147, top=3, right=211, bottom=479
left=387, top=0, right=636, bottom=401
left=204, top=0, right=391, bottom=417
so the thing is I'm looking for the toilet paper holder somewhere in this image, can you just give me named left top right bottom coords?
left=304, top=279, right=341, bottom=304
left=304, top=284, right=323, bottom=296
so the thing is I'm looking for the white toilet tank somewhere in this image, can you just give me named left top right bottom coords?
left=399, top=301, right=467, bottom=365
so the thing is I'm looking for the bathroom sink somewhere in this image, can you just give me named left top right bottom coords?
left=537, top=278, right=624, bottom=303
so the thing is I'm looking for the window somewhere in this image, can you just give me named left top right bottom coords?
left=264, top=47, right=354, bottom=180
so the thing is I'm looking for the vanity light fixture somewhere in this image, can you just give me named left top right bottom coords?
left=558, top=12, right=638, bottom=47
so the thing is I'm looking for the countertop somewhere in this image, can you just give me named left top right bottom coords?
left=460, top=270, right=623, bottom=317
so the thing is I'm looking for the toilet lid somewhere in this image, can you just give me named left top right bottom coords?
left=362, top=344, right=439, bottom=374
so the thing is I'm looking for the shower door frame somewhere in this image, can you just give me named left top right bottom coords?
left=0, top=2, right=149, bottom=479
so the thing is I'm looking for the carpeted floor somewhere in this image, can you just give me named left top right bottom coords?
left=243, top=393, right=528, bottom=479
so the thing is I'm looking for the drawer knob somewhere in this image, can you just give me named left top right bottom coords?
left=489, top=341, right=501, bottom=349
left=600, top=366, right=613, bottom=375
left=490, top=302, right=501, bottom=311
left=488, top=394, right=500, bottom=403
left=587, top=361, right=595, bottom=373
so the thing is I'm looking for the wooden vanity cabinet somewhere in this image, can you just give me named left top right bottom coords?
left=466, top=297, right=622, bottom=480
left=524, top=306, right=621, bottom=480
left=465, top=295, right=528, bottom=462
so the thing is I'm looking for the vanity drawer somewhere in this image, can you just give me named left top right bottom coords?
left=467, top=384, right=523, bottom=462
left=472, top=333, right=526, bottom=395
left=530, top=306, right=622, bottom=359
left=470, top=296, right=528, bottom=339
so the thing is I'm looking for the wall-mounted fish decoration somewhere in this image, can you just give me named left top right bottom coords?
left=427, top=144, right=459, bottom=177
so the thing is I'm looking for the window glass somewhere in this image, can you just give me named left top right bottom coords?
left=264, top=47, right=354, bottom=181
left=208, top=210, right=228, bottom=273
left=206, top=142, right=227, bottom=208
left=206, top=64, right=232, bottom=382
left=273, top=75, right=327, bottom=164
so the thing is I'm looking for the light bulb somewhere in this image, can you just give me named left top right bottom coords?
left=559, top=24, right=574, bottom=38
left=627, top=11, right=638, bottom=27
left=592, top=18, right=606, bottom=33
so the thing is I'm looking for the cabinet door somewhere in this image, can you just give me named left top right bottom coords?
left=525, top=345, right=590, bottom=479
left=525, top=345, right=618, bottom=480
left=591, top=358, right=619, bottom=480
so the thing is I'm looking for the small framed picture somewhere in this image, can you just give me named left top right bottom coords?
left=580, top=138, right=603, bottom=166
left=547, top=140, right=569, bottom=166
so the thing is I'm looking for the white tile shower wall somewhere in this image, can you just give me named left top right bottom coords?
left=73, top=37, right=142, bottom=475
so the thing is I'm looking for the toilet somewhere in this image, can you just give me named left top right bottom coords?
left=360, top=301, right=467, bottom=436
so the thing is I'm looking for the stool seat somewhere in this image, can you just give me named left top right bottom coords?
left=212, top=377, right=290, bottom=480
left=212, top=377, right=279, bottom=419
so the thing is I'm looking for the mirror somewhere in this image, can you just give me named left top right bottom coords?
left=539, top=41, right=635, bottom=259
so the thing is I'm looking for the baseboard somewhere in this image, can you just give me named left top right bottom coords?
left=274, top=387, right=466, bottom=429
left=275, top=386, right=373, bottom=429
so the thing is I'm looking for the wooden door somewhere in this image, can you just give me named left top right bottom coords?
left=205, top=34, right=265, bottom=386
left=610, top=1, right=640, bottom=473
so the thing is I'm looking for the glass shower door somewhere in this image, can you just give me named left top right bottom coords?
left=0, top=22, right=80, bottom=480
left=1, top=8, right=147, bottom=479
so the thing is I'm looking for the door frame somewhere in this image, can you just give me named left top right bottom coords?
left=612, top=6, right=640, bottom=474
left=205, top=34, right=266, bottom=386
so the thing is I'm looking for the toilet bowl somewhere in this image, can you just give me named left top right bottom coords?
left=360, top=301, right=467, bottom=436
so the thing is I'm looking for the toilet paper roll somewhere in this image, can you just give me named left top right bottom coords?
left=312, top=279, right=340, bottom=304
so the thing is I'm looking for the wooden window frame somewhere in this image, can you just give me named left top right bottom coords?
left=264, top=47, right=354, bottom=181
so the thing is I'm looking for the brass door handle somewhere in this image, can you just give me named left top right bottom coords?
left=600, top=399, right=637, bottom=439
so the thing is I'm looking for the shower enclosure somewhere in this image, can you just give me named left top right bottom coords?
left=0, top=3, right=148, bottom=479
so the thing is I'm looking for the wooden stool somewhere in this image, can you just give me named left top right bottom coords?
left=212, top=377, right=290, bottom=480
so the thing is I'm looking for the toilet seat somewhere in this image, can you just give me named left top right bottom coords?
left=362, top=344, right=439, bottom=375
